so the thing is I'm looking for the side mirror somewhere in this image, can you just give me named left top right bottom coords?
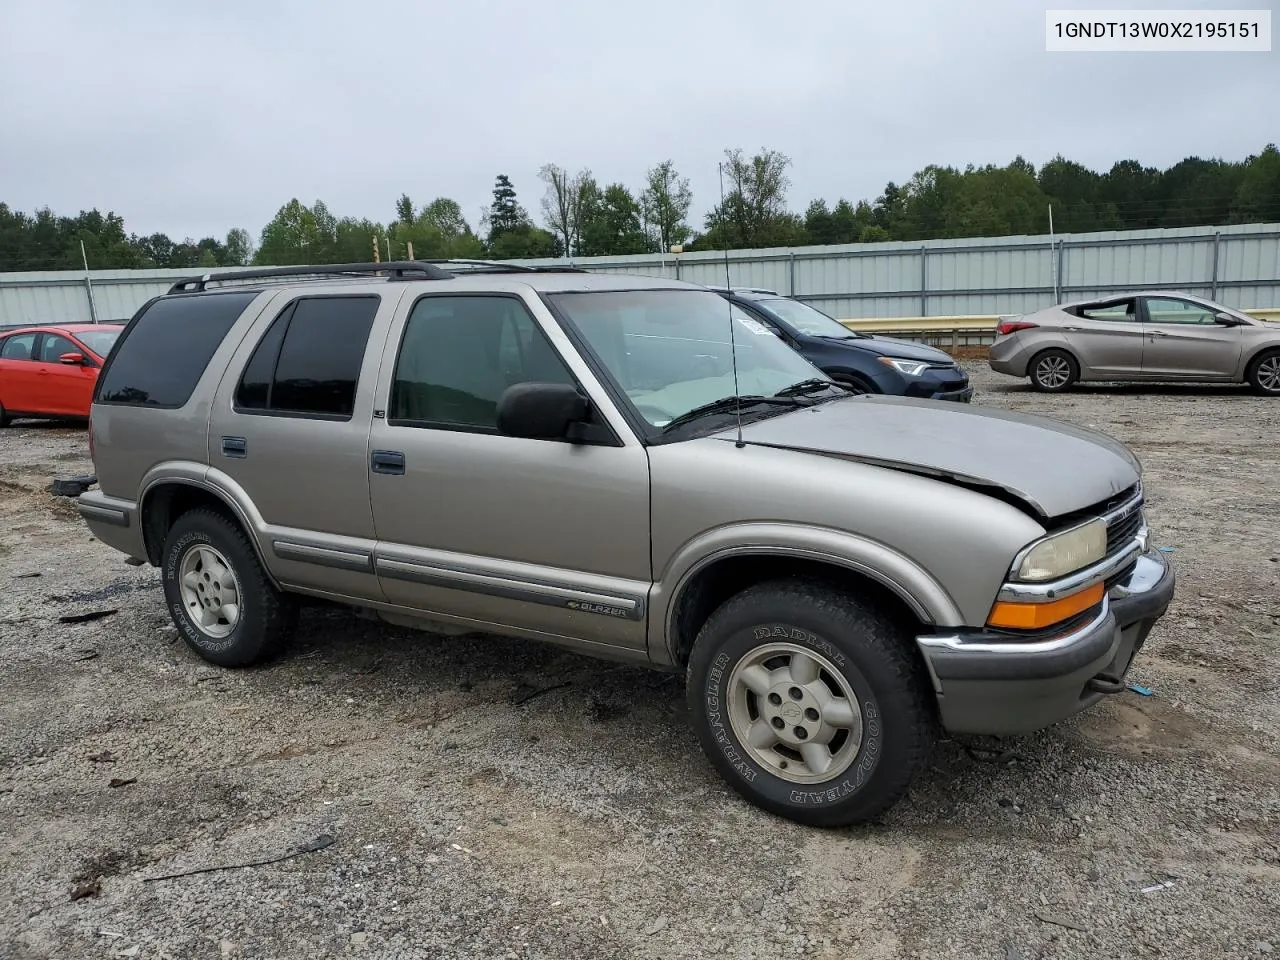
left=496, top=382, right=590, bottom=440
left=1213, top=312, right=1243, bottom=326
left=59, top=352, right=86, bottom=365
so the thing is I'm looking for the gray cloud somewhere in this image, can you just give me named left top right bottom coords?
left=1, top=0, right=1275, bottom=241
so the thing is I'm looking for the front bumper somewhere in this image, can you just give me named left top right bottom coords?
left=932, top=384, right=974, bottom=403
left=902, top=375, right=973, bottom=403
left=916, top=548, right=1175, bottom=735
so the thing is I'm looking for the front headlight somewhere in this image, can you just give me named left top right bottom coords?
left=1015, top=519, right=1107, bottom=581
left=877, top=357, right=930, bottom=377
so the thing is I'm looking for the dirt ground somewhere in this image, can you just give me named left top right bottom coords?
left=2, top=363, right=1278, bottom=960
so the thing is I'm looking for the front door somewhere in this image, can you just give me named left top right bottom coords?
left=1062, top=298, right=1146, bottom=376
left=367, top=292, right=652, bottom=653
left=1139, top=296, right=1243, bottom=379
left=33, top=332, right=97, bottom=416
left=207, top=291, right=399, bottom=602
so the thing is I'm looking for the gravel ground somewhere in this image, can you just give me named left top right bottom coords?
left=2, top=363, right=1278, bottom=960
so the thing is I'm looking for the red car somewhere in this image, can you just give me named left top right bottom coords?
left=0, top=323, right=124, bottom=425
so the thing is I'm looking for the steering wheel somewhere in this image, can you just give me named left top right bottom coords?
left=678, top=354, right=724, bottom=381
left=633, top=401, right=676, bottom=423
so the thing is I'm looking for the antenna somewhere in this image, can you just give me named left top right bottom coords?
left=718, top=161, right=745, bottom=449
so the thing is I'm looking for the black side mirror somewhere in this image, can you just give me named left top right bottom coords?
left=496, top=382, right=590, bottom=440
left=1214, top=312, right=1242, bottom=326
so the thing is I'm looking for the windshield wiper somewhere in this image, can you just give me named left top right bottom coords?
left=774, top=378, right=853, bottom=398
left=816, top=333, right=866, bottom=341
left=660, top=395, right=802, bottom=433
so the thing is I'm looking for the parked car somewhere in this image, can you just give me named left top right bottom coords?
left=989, top=291, right=1280, bottom=395
left=75, top=261, right=1174, bottom=827
left=714, top=287, right=973, bottom=401
left=0, top=322, right=124, bottom=425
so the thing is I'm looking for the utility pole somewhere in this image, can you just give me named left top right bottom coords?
left=372, top=236, right=380, bottom=263
left=1048, top=204, right=1058, bottom=302
left=80, top=240, right=100, bottom=324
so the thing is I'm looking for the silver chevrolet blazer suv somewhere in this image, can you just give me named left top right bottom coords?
left=75, top=261, right=1175, bottom=826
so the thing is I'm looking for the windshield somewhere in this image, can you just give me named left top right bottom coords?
left=548, top=289, right=831, bottom=430
left=757, top=297, right=863, bottom=338
left=76, top=328, right=122, bottom=357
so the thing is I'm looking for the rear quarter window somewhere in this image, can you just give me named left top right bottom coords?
left=96, top=291, right=260, bottom=407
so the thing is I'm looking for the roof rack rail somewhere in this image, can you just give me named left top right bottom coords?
left=418, top=258, right=588, bottom=274
left=167, top=261, right=454, bottom=294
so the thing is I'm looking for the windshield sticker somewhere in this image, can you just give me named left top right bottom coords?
left=736, top=317, right=773, bottom=336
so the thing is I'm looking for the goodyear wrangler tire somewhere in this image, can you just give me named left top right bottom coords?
left=161, top=508, right=297, bottom=667
left=686, top=578, right=934, bottom=827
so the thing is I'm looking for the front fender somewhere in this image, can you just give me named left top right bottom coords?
left=648, top=521, right=965, bottom=665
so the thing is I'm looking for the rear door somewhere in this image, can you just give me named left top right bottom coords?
left=32, top=332, right=98, bottom=416
left=207, top=291, right=402, bottom=602
left=0, top=332, right=41, bottom=414
left=1139, top=296, right=1243, bottom=378
left=1060, top=298, right=1146, bottom=376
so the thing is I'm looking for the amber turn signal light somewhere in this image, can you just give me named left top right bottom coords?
left=987, top=582, right=1105, bottom=631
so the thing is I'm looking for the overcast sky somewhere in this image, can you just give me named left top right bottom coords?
left=1, top=0, right=1276, bottom=242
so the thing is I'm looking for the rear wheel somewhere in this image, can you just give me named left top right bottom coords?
left=0, top=402, right=10, bottom=427
left=161, top=508, right=297, bottom=667
left=685, top=578, right=934, bottom=827
left=1246, top=349, right=1280, bottom=396
left=1029, top=348, right=1078, bottom=392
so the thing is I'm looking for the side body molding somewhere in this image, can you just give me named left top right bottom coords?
left=650, top=521, right=965, bottom=666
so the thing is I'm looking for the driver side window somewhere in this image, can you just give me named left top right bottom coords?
left=1144, top=298, right=1217, bottom=325
left=40, top=334, right=79, bottom=362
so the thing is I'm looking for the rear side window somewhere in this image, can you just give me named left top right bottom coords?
left=1074, top=299, right=1136, bottom=322
left=97, top=292, right=259, bottom=407
left=0, top=333, right=36, bottom=360
left=235, top=295, right=379, bottom=419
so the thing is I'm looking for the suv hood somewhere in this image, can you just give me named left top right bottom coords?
left=724, top=396, right=1140, bottom=519
left=843, top=335, right=954, bottom=364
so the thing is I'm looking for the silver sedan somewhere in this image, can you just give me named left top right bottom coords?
left=988, top=291, right=1280, bottom=395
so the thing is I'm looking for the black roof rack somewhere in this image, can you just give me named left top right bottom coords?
left=167, top=261, right=454, bottom=294
left=417, top=258, right=588, bottom=274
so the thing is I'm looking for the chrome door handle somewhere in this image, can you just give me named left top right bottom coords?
left=1064, top=326, right=1081, bottom=332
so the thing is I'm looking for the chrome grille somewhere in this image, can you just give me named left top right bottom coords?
left=1106, top=506, right=1144, bottom=556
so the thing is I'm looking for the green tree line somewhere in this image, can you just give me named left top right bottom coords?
left=2, top=145, right=1277, bottom=272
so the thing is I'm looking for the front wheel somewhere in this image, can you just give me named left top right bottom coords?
left=835, top=375, right=875, bottom=396
left=1246, top=349, right=1280, bottom=396
left=686, top=579, right=934, bottom=827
